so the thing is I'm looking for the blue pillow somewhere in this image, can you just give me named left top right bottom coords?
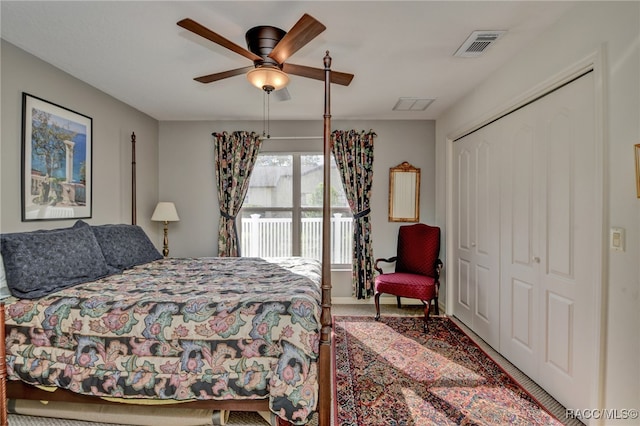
left=90, top=223, right=162, bottom=270
left=0, top=252, right=10, bottom=299
left=0, top=223, right=112, bottom=299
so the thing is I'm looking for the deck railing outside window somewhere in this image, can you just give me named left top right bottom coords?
left=240, top=213, right=352, bottom=264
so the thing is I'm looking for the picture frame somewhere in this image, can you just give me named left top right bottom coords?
left=635, top=144, right=640, bottom=198
left=21, top=93, right=92, bottom=221
left=388, top=161, right=420, bottom=222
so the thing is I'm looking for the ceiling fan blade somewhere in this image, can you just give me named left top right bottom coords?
left=194, top=66, right=254, bottom=84
left=178, top=18, right=262, bottom=62
left=268, top=14, right=326, bottom=64
left=273, top=87, right=292, bottom=102
left=283, top=63, right=354, bottom=86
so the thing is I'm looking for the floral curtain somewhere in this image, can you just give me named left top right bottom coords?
left=212, top=131, right=262, bottom=256
left=331, top=129, right=376, bottom=299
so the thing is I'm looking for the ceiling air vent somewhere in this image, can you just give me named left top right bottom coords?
left=454, top=30, right=506, bottom=58
left=392, top=97, right=435, bottom=111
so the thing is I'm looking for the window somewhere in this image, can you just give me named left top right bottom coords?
left=239, top=153, right=352, bottom=267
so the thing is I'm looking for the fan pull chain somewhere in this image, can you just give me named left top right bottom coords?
left=266, top=90, right=271, bottom=139
left=261, top=87, right=272, bottom=139
left=262, top=89, right=267, bottom=138
left=261, top=86, right=274, bottom=139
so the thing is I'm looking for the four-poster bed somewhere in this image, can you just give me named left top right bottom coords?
left=1, top=53, right=336, bottom=426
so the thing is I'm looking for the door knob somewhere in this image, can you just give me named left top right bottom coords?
left=532, top=256, right=540, bottom=263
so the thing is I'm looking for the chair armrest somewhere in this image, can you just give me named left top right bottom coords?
left=435, top=259, right=443, bottom=278
left=374, top=256, right=397, bottom=274
left=434, top=259, right=444, bottom=296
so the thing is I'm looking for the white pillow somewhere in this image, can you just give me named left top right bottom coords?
left=0, top=252, right=10, bottom=299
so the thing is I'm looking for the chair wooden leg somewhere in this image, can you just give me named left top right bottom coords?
left=396, top=296, right=402, bottom=308
left=434, top=296, right=440, bottom=315
left=423, top=300, right=431, bottom=332
left=374, top=292, right=381, bottom=321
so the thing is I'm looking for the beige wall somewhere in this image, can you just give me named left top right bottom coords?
left=1, top=40, right=159, bottom=238
left=435, top=2, right=639, bottom=421
left=158, top=119, right=436, bottom=298
left=0, top=37, right=437, bottom=301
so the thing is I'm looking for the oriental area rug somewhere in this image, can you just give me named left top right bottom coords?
left=333, top=315, right=564, bottom=426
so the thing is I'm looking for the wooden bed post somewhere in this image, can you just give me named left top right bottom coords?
left=0, top=302, right=7, bottom=426
left=318, top=50, right=333, bottom=426
left=131, top=132, right=137, bottom=225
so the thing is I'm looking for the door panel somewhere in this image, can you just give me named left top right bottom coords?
left=453, top=127, right=500, bottom=349
left=475, top=264, right=491, bottom=322
left=476, top=141, right=491, bottom=257
left=546, top=292, right=573, bottom=374
left=511, top=124, right=535, bottom=267
left=546, top=109, right=574, bottom=278
left=454, top=142, right=473, bottom=324
left=457, top=148, right=471, bottom=252
left=471, top=130, right=500, bottom=347
left=536, top=73, right=595, bottom=410
left=511, top=278, right=533, bottom=348
left=496, top=108, right=540, bottom=377
left=499, top=105, right=540, bottom=378
left=499, top=73, right=596, bottom=409
left=457, top=258, right=471, bottom=311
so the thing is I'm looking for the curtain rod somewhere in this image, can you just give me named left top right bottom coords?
left=259, top=135, right=323, bottom=140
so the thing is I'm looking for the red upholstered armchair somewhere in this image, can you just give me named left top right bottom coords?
left=374, top=223, right=442, bottom=331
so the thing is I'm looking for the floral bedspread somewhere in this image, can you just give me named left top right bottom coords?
left=5, top=257, right=322, bottom=425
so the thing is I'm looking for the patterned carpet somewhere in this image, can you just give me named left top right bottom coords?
left=334, top=315, right=564, bottom=426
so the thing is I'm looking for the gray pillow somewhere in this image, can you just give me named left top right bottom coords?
left=90, top=223, right=162, bottom=270
left=0, top=224, right=112, bottom=299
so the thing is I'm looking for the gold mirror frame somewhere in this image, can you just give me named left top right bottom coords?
left=389, top=161, right=420, bottom=222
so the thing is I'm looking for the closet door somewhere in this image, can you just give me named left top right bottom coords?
left=452, top=126, right=500, bottom=349
left=535, top=73, right=596, bottom=410
left=499, top=104, right=541, bottom=379
left=500, top=73, right=596, bottom=410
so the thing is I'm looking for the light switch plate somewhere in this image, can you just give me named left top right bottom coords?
left=610, top=227, right=625, bottom=251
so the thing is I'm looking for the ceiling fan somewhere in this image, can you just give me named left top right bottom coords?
left=177, top=14, right=354, bottom=96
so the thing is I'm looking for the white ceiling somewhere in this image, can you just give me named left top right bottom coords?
left=1, top=1, right=577, bottom=121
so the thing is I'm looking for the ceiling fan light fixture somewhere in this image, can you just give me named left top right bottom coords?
left=247, top=67, right=289, bottom=92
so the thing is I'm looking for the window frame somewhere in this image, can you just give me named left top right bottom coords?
left=239, top=139, right=352, bottom=270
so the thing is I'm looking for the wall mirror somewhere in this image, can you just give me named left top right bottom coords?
left=635, top=143, right=640, bottom=198
left=389, top=161, right=420, bottom=222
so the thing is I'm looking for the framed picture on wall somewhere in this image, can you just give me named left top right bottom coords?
left=21, top=93, right=92, bottom=221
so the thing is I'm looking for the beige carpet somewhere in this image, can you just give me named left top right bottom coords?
left=8, top=304, right=581, bottom=426
left=8, top=411, right=269, bottom=426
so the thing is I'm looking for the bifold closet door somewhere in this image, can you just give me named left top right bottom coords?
left=453, top=71, right=597, bottom=412
left=452, top=125, right=500, bottom=349
left=498, top=103, right=540, bottom=379
left=499, top=72, right=597, bottom=411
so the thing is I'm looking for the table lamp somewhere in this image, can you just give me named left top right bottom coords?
left=151, top=202, right=180, bottom=257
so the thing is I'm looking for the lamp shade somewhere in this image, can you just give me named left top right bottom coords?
left=151, top=202, right=180, bottom=222
left=246, top=66, right=289, bottom=91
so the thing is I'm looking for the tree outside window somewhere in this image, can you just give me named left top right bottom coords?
left=240, top=154, right=352, bottom=266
